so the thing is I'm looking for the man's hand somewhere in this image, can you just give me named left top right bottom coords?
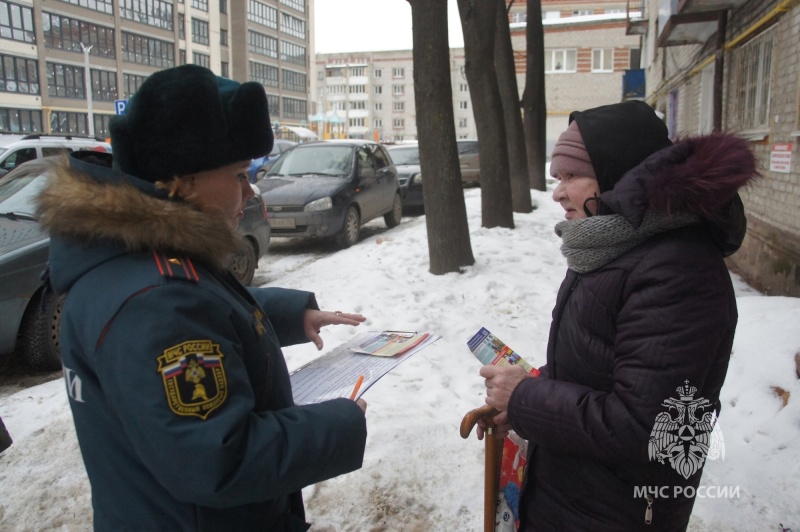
left=304, top=309, right=366, bottom=350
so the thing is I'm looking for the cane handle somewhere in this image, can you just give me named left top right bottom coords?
left=459, top=404, right=500, bottom=439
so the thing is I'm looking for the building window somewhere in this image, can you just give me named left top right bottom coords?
left=248, top=30, right=278, bottom=58
left=282, top=96, right=306, bottom=119
left=393, top=118, right=404, bottom=129
left=374, top=119, right=382, bottom=128
left=592, top=48, right=613, bottom=72
left=0, top=107, right=42, bottom=133
left=282, top=69, right=306, bottom=92
left=90, top=69, right=117, bottom=101
left=123, top=72, right=146, bottom=97
left=121, top=32, right=174, bottom=67
left=46, top=62, right=85, bottom=99
left=349, top=85, right=365, bottom=94
left=266, top=93, right=279, bottom=117
left=326, top=67, right=343, bottom=77
left=250, top=61, right=278, bottom=87
left=280, top=12, right=305, bottom=38
left=191, top=0, right=208, bottom=11
left=280, top=41, right=306, bottom=66
left=0, top=54, right=39, bottom=95
left=192, top=52, right=210, bottom=68
left=248, top=0, right=277, bottom=29
left=94, top=114, right=112, bottom=139
left=545, top=49, right=577, bottom=73
left=178, top=13, right=185, bottom=39
left=375, top=102, right=382, bottom=111
left=119, top=0, right=173, bottom=30
left=0, top=2, right=35, bottom=43
left=191, top=18, right=209, bottom=45
left=392, top=68, right=404, bottom=78
left=573, top=10, right=593, bottom=16
left=459, top=83, right=468, bottom=92
left=732, top=28, right=774, bottom=132
left=374, top=85, right=382, bottom=94
left=393, top=101, right=404, bottom=112
left=61, top=0, right=114, bottom=14
left=349, top=117, right=365, bottom=127
left=331, top=101, right=345, bottom=111
left=179, top=49, right=186, bottom=65
left=374, top=69, right=381, bottom=78
left=50, top=111, right=88, bottom=135
left=42, top=13, right=116, bottom=59
left=280, top=0, right=305, bottom=11
left=458, top=118, right=468, bottom=128
left=350, top=66, right=365, bottom=77
left=219, top=0, right=227, bottom=14
left=221, top=61, right=229, bottom=78
left=543, top=11, right=560, bottom=20
left=328, top=84, right=345, bottom=94
left=220, top=28, right=228, bottom=46
left=458, top=101, right=468, bottom=110
left=350, top=101, right=366, bottom=110
left=512, top=12, right=526, bottom=23
left=392, top=84, right=404, bottom=96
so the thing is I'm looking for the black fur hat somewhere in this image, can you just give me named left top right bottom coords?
left=569, top=100, right=672, bottom=193
left=109, top=65, right=273, bottom=183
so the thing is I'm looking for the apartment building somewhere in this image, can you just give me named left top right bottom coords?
left=507, top=0, right=641, bottom=155
left=313, top=49, right=476, bottom=142
left=627, top=0, right=800, bottom=296
left=0, top=0, right=313, bottom=139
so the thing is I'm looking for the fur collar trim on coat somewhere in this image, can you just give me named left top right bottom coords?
left=36, top=153, right=240, bottom=271
left=600, top=133, right=759, bottom=228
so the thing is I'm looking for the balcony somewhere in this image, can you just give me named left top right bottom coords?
left=626, top=0, right=648, bottom=35
left=657, top=0, right=749, bottom=46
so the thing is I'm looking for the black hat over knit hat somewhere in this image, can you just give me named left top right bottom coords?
left=569, top=100, right=672, bottom=193
left=109, top=64, right=273, bottom=183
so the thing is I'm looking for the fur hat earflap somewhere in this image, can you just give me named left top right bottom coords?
left=109, top=65, right=274, bottom=183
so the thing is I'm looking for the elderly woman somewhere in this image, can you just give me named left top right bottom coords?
left=480, top=101, right=757, bottom=530
left=36, top=65, right=368, bottom=531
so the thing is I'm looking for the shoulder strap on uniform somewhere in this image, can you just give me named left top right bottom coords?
left=152, top=252, right=200, bottom=282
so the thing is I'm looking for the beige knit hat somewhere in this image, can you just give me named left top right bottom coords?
left=549, top=121, right=596, bottom=179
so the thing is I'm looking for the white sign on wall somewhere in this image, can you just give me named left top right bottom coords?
left=770, top=143, right=793, bottom=173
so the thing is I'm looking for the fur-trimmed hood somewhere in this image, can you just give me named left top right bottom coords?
left=599, top=133, right=759, bottom=255
left=36, top=152, right=240, bottom=293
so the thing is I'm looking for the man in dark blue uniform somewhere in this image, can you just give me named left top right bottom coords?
left=36, top=65, right=368, bottom=531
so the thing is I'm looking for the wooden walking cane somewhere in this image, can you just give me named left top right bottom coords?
left=461, top=404, right=503, bottom=532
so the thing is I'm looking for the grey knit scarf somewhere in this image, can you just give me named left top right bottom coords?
left=555, top=210, right=700, bottom=273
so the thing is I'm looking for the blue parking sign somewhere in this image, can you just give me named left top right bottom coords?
left=115, top=99, right=128, bottom=115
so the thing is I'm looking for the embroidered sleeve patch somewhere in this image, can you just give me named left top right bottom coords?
left=157, top=340, right=228, bottom=419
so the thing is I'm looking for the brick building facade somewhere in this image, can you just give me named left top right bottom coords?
left=631, top=0, right=800, bottom=296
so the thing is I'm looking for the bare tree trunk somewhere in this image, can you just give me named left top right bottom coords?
left=409, top=0, right=475, bottom=274
left=495, top=0, right=532, bottom=213
left=522, top=0, right=547, bottom=191
left=457, top=0, right=514, bottom=229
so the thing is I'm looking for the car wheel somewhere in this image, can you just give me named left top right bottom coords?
left=335, top=206, right=360, bottom=249
left=228, top=237, right=258, bottom=286
left=384, top=192, right=403, bottom=228
left=19, top=288, right=64, bottom=371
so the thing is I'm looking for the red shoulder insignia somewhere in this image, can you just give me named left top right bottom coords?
left=153, top=252, right=200, bottom=282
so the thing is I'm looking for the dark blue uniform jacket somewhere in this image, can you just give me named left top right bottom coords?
left=39, top=153, right=367, bottom=531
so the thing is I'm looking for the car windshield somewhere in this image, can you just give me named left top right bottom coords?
left=267, top=145, right=353, bottom=177
left=388, top=147, right=419, bottom=165
left=0, top=170, right=46, bottom=215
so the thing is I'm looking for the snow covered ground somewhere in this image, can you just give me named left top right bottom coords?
left=1, top=186, right=798, bottom=531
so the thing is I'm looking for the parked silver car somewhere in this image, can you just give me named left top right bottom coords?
left=256, top=140, right=402, bottom=249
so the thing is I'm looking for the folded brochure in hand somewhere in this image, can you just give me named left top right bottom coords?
left=466, top=327, right=539, bottom=530
left=290, top=331, right=439, bottom=405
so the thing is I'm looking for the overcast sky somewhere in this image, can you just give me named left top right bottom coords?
left=313, top=0, right=464, bottom=54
